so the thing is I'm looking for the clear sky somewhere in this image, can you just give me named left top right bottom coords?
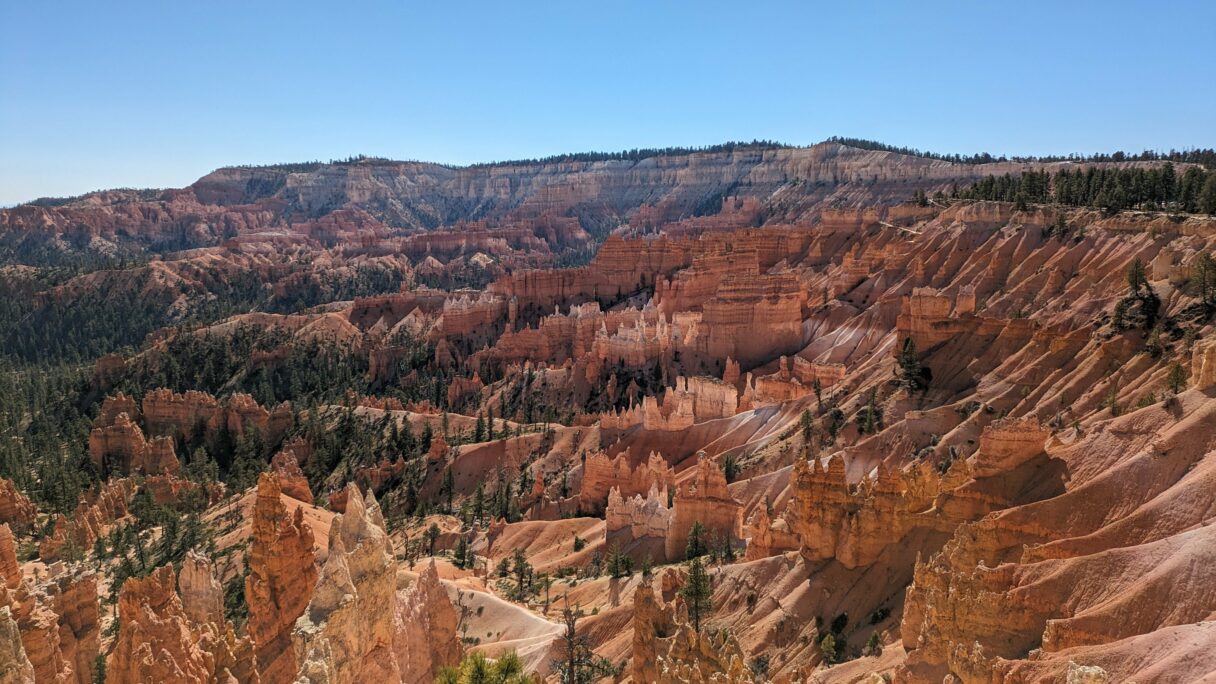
left=2, top=1, right=1214, bottom=206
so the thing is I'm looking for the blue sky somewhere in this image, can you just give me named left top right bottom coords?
left=2, top=1, right=1213, bottom=205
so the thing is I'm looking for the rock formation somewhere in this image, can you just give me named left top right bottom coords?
left=39, top=479, right=134, bottom=563
left=1193, top=335, right=1216, bottom=390
left=246, top=473, right=318, bottom=684
left=0, top=526, right=19, bottom=590
left=579, top=450, right=675, bottom=510
left=632, top=581, right=750, bottom=684
left=665, top=453, right=742, bottom=562
left=108, top=561, right=257, bottom=684
left=270, top=448, right=314, bottom=505
left=87, top=412, right=180, bottom=476
left=0, top=480, right=35, bottom=534
left=293, top=483, right=398, bottom=682
left=0, top=604, right=33, bottom=684
left=391, top=560, right=463, bottom=683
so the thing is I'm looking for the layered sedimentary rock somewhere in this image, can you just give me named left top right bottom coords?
left=142, top=388, right=222, bottom=440
left=700, top=271, right=804, bottom=368
left=3, top=569, right=100, bottom=684
left=0, top=525, right=19, bottom=590
left=632, top=584, right=676, bottom=683
left=8, top=581, right=72, bottom=683
left=88, top=412, right=180, bottom=476
left=50, top=572, right=101, bottom=684
left=0, top=605, right=33, bottom=684
left=107, top=561, right=257, bottom=684
left=604, top=452, right=742, bottom=563
left=606, top=485, right=673, bottom=558
left=270, top=448, right=314, bottom=505
left=598, top=376, right=739, bottom=431
left=94, top=392, right=139, bottom=427
left=1194, top=336, right=1216, bottom=390
left=178, top=551, right=225, bottom=627
left=579, top=450, right=675, bottom=509
left=969, top=417, right=1049, bottom=478
left=665, top=453, right=743, bottom=562
left=742, top=504, right=798, bottom=562
left=142, top=388, right=292, bottom=445
left=39, top=479, right=135, bottom=562
left=391, top=560, right=463, bottom=683
left=293, top=484, right=398, bottom=682
left=0, top=480, right=36, bottom=533
left=246, top=474, right=318, bottom=684
left=632, top=582, right=751, bottom=684
left=786, top=451, right=999, bottom=570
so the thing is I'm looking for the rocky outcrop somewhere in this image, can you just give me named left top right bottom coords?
left=7, top=581, right=72, bottom=683
left=0, top=480, right=35, bottom=534
left=107, top=562, right=257, bottom=684
left=87, top=412, right=180, bottom=476
left=666, top=453, right=742, bottom=562
left=178, top=551, right=224, bottom=629
left=604, top=452, right=742, bottom=563
left=786, top=452, right=999, bottom=570
left=391, top=560, right=463, bottom=683
left=94, top=392, right=139, bottom=427
left=142, top=388, right=293, bottom=445
left=142, top=388, right=221, bottom=440
left=970, top=417, right=1049, bottom=478
left=1193, top=336, right=1216, bottom=390
left=632, top=584, right=675, bottom=683
left=658, top=623, right=751, bottom=683
left=0, top=605, right=33, bottom=684
left=39, top=479, right=135, bottom=563
left=293, top=483, right=398, bottom=682
left=3, top=569, right=100, bottom=684
left=606, top=485, right=673, bottom=558
left=0, top=525, right=19, bottom=590
left=699, top=271, right=804, bottom=368
left=108, top=565, right=204, bottom=682
left=632, top=581, right=750, bottom=684
left=742, top=505, right=797, bottom=562
left=579, top=450, right=675, bottom=510
left=598, top=376, right=739, bottom=432
left=246, top=473, right=318, bottom=684
left=270, top=448, right=313, bottom=505
left=50, top=572, right=101, bottom=684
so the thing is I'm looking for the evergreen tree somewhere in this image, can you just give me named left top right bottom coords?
left=680, top=557, right=713, bottom=632
left=895, top=337, right=931, bottom=393
left=425, top=522, right=441, bottom=556
left=1127, top=258, right=1149, bottom=294
left=685, top=521, right=708, bottom=559
left=1193, top=252, right=1216, bottom=308
left=552, top=602, right=617, bottom=684
left=1167, top=362, right=1188, bottom=395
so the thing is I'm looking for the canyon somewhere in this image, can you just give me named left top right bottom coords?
left=1, top=142, right=1214, bottom=683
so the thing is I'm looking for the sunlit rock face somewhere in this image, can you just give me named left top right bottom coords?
left=247, top=473, right=319, bottom=684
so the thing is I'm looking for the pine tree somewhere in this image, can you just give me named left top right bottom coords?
left=1193, top=252, right=1216, bottom=308
left=680, top=557, right=713, bottom=632
left=1167, top=362, right=1188, bottom=395
left=552, top=601, right=617, bottom=684
left=895, top=337, right=931, bottom=393
left=1201, top=173, right=1216, bottom=215
left=686, top=521, right=708, bottom=559
left=1127, top=258, right=1149, bottom=294
left=442, top=467, right=455, bottom=513
left=425, top=522, right=441, bottom=556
